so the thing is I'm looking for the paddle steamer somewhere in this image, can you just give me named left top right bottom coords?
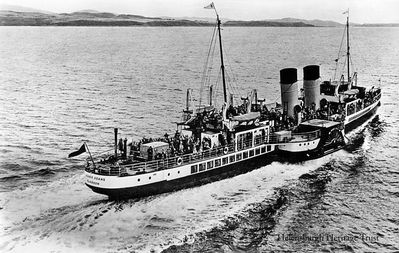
left=75, top=6, right=380, bottom=199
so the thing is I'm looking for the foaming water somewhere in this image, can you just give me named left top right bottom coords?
left=163, top=117, right=399, bottom=252
left=1, top=153, right=342, bottom=252
left=0, top=27, right=398, bottom=252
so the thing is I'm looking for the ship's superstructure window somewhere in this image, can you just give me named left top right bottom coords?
left=254, top=128, right=268, bottom=146
left=236, top=131, right=254, bottom=151
left=222, top=157, right=228, bottom=165
left=261, top=146, right=266, bottom=153
left=243, top=151, right=248, bottom=159
left=249, top=149, right=254, bottom=157
left=207, top=161, right=214, bottom=169
left=255, top=148, right=260, bottom=155
left=267, top=145, right=271, bottom=152
left=189, top=167, right=193, bottom=174
left=229, top=155, right=235, bottom=163
left=199, top=163, right=206, bottom=171
left=215, top=159, right=221, bottom=167
left=236, top=153, right=242, bottom=161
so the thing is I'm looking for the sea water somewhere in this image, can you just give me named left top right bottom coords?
left=0, top=26, right=398, bottom=252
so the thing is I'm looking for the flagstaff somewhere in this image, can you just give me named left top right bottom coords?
left=344, top=9, right=350, bottom=82
left=204, top=2, right=228, bottom=103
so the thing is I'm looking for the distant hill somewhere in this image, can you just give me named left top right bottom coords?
left=265, top=18, right=343, bottom=27
left=75, top=9, right=101, bottom=14
left=225, top=20, right=314, bottom=27
left=0, top=5, right=396, bottom=27
left=0, top=10, right=214, bottom=26
left=0, top=10, right=312, bottom=27
left=0, top=10, right=300, bottom=27
left=160, top=16, right=234, bottom=23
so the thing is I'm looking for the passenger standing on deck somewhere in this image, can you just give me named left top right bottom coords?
left=164, top=133, right=169, bottom=143
left=148, top=146, right=153, bottom=161
left=195, top=138, right=201, bottom=152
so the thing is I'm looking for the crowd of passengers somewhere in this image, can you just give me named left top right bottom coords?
left=111, top=88, right=381, bottom=164
left=364, top=88, right=381, bottom=107
left=341, top=88, right=380, bottom=116
left=123, top=129, right=229, bottom=162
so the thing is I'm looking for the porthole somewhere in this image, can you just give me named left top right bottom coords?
left=168, top=173, right=170, bottom=176
left=149, top=177, right=151, bottom=180
left=178, top=171, right=180, bottom=174
left=138, top=178, right=140, bottom=182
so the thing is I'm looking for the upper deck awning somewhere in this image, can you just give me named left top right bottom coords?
left=142, top=141, right=169, bottom=148
left=232, top=112, right=260, bottom=122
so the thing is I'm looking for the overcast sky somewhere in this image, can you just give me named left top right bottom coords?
left=2, top=0, right=399, bottom=23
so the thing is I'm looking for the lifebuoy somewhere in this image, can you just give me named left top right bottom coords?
left=223, top=147, right=229, bottom=154
left=176, top=157, right=183, bottom=166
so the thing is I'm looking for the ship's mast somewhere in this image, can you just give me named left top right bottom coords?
left=346, top=13, right=350, bottom=82
left=217, top=14, right=227, bottom=103
left=204, top=3, right=228, bottom=104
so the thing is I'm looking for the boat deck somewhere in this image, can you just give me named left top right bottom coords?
left=85, top=129, right=322, bottom=177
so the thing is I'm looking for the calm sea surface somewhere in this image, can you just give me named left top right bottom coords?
left=0, top=26, right=398, bottom=252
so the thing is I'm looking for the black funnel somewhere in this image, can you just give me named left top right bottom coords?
left=303, top=65, right=320, bottom=81
left=280, top=68, right=297, bottom=84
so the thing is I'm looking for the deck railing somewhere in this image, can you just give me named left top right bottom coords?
left=85, top=129, right=321, bottom=176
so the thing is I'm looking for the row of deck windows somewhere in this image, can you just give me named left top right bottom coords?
left=190, top=145, right=272, bottom=174
left=137, top=146, right=275, bottom=181
left=137, top=145, right=274, bottom=180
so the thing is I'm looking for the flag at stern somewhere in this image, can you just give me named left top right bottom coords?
left=68, top=143, right=86, bottom=158
left=204, top=2, right=215, bottom=9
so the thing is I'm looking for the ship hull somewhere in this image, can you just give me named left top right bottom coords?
left=277, top=144, right=344, bottom=161
left=276, top=138, right=324, bottom=161
left=86, top=152, right=275, bottom=200
left=85, top=98, right=380, bottom=200
left=279, top=99, right=381, bottom=160
left=344, top=99, right=380, bottom=133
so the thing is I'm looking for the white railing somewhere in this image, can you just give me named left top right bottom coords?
left=85, top=129, right=321, bottom=176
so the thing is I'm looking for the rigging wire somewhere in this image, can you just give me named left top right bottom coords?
left=207, top=32, right=218, bottom=85
left=213, top=67, right=222, bottom=108
left=199, top=22, right=218, bottom=107
left=202, top=32, right=218, bottom=108
left=341, top=55, right=347, bottom=78
left=350, top=57, right=355, bottom=76
left=225, top=71, right=240, bottom=99
left=333, top=24, right=348, bottom=80
left=223, top=47, right=242, bottom=97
